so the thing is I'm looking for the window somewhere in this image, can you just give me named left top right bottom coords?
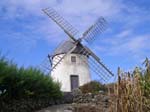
left=71, top=56, right=76, bottom=63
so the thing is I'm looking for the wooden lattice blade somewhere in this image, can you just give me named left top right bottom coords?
left=42, top=7, right=78, bottom=42
left=76, top=46, right=114, bottom=83
left=81, top=17, right=108, bottom=44
left=51, top=43, right=77, bottom=72
left=38, top=56, right=51, bottom=75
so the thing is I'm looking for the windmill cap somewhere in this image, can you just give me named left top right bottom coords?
left=52, top=39, right=88, bottom=57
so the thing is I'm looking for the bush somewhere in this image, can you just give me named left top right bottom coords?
left=0, top=55, right=63, bottom=111
left=79, top=81, right=107, bottom=94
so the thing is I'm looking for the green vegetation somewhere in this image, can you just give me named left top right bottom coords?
left=141, top=57, right=150, bottom=98
left=79, top=81, right=107, bottom=94
left=0, top=55, right=62, bottom=112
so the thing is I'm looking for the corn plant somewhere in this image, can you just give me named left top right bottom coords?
left=108, top=58, right=150, bottom=112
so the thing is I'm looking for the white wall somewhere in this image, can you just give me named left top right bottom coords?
left=51, top=53, right=91, bottom=92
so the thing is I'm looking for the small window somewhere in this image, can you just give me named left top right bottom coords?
left=71, top=56, right=76, bottom=63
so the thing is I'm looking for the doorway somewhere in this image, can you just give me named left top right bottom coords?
left=70, top=75, right=79, bottom=91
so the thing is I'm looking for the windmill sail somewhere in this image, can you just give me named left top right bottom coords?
left=75, top=46, right=114, bottom=83
left=51, top=43, right=78, bottom=72
left=81, top=17, right=107, bottom=44
left=83, top=46, right=114, bottom=76
left=39, top=43, right=78, bottom=74
left=42, top=7, right=78, bottom=42
left=38, top=56, right=51, bottom=74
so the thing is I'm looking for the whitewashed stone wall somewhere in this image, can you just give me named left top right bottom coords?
left=51, top=53, right=91, bottom=92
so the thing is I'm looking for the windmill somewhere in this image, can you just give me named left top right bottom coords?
left=41, top=7, right=114, bottom=92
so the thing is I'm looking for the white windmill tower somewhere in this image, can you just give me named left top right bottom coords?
left=41, top=8, right=114, bottom=92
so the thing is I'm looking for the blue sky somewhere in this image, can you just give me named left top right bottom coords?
left=0, top=0, right=150, bottom=81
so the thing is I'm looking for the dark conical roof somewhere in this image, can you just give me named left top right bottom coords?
left=53, top=39, right=85, bottom=56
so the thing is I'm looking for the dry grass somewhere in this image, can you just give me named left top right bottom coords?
left=108, top=67, right=150, bottom=112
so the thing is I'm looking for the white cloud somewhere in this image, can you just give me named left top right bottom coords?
left=116, top=30, right=132, bottom=38
left=1, top=0, right=148, bottom=36
left=95, top=32, right=150, bottom=60
left=0, top=0, right=56, bottom=17
left=1, top=0, right=125, bottom=32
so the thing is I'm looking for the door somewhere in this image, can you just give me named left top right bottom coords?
left=70, top=75, right=79, bottom=91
